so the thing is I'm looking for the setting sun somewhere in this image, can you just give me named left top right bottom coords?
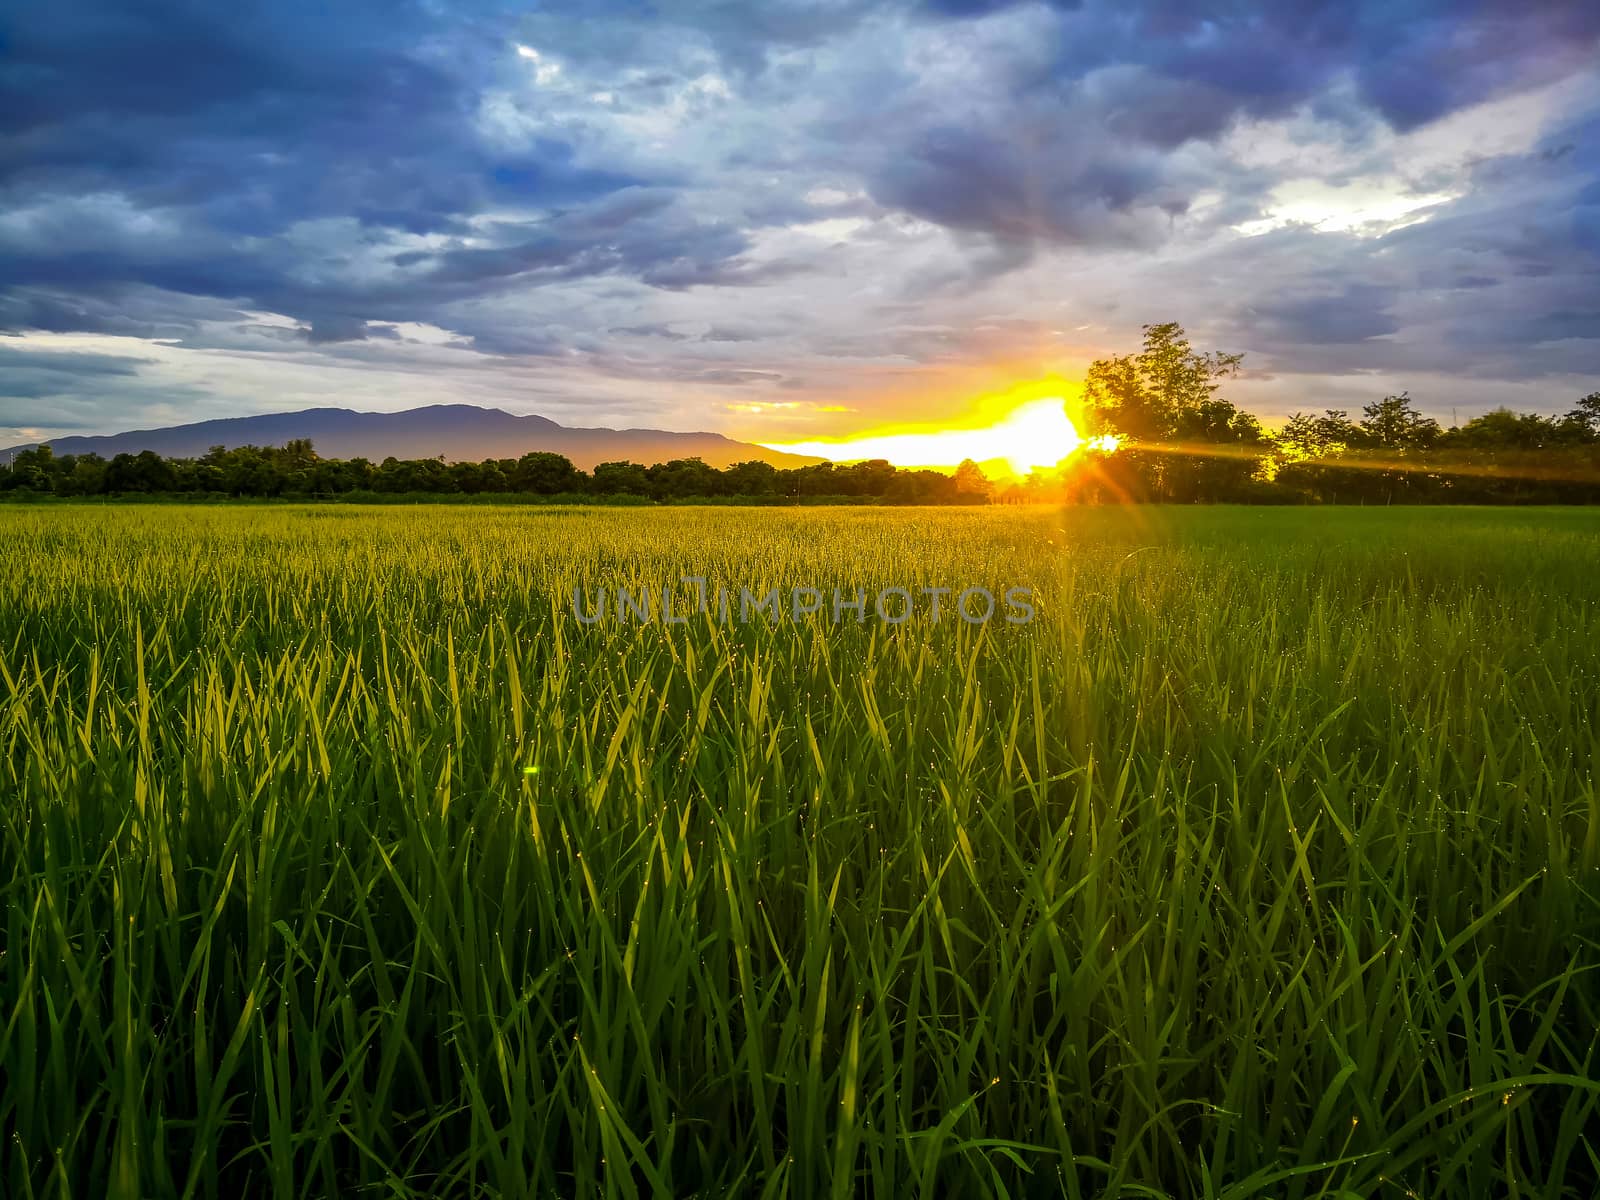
left=763, top=388, right=1116, bottom=477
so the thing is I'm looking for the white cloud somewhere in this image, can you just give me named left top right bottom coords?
left=1233, top=181, right=1460, bottom=238
left=514, top=43, right=563, bottom=85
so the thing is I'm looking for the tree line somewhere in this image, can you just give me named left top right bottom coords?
left=1054, top=322, right=1600, bottom=505
left=5, top=322, right=1598, bottom=505
left=0, top=439, right=1002, bottom=504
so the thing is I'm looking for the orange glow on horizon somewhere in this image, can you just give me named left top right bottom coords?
left=761, top=379, right=1116, bottom=475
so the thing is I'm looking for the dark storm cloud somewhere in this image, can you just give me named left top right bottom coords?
left=1196, top=163, right=1600, bottom=382
left=0, top=287, right=250, bottom=340
left=868, top=118, right=1192, bottom=249
left=941, top=0, right=1600, bottom=133
left=1247, top=286, right=1402, bottom=346
left=1, top=2, right=500, bottom=227
left=917, top=0, right=1074, bottom=15
left=0, top=346, right=151, bottom=396
left=0, top=0, right=1597, bottom=421
left=854, top=0, right=1600, bottom=250
left=298, top=318, right=401, bottom=344
left=506, top=0, right=885, bottom=78
left=0, top=0, right=673, bottom=341
left=0, top=345, right=210, bottom=433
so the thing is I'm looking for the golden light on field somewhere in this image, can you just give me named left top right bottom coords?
left=764, top=383, right=1117, bottom=476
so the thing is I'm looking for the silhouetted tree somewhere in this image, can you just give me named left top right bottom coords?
left=591, top=460, right=649, bottom=495
left=724, top=460, right=780, bottom=496
left=1082, top=322, right=1262, bottom=501
left=836, top=458, right=897, bottom=498
left=1359, top=392, right=1440, bottom=451
left=1561, top=392, right=1600, bottom=440
left=648, top=458, right=724, bottom=500
left=1442, top=409, right=1557, bottom=450
left=953, top=459, right=993, bottom=503
left=1083, top=322, right=1245, bottom=442
left=105, top=450, right=177, bottom=493
left=513, top=452, right=583, bottom=494
left=1, top=444, right=53, bottom=492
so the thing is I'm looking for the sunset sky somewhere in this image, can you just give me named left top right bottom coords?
left=3, top=0, right=1598, bottom=450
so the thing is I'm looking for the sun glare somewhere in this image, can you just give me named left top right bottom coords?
left=765, top=393, right=1116, bottom=476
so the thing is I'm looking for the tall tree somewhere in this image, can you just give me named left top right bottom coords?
left=1083, top=322, right=1245, bottom=441
left=1561, top=392, right=1600, bottom=440
left=1276, top=410, right=1361, bottom=460
left=280, top=438, right=318, bottom=470
left=1359, top=392, right=1440, bottom=451
left=953, top=458, right=993, bottom=502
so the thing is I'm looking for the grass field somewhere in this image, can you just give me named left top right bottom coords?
left=2, top=503, right=1598, bottom=1198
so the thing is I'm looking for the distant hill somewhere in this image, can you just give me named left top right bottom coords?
left=2, top=404, right=823, bottom=471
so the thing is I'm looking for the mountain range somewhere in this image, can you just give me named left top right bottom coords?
left=3, top=405, right=823, bottom=471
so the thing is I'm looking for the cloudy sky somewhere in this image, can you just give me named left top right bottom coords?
left=3, top=0, right=1598, bottom=449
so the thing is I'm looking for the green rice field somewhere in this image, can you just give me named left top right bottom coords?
left=1, top=504, right=1598, bottom=1198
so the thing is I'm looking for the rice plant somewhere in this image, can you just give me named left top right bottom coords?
left=1, top=503, right=1597, bottom=1198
